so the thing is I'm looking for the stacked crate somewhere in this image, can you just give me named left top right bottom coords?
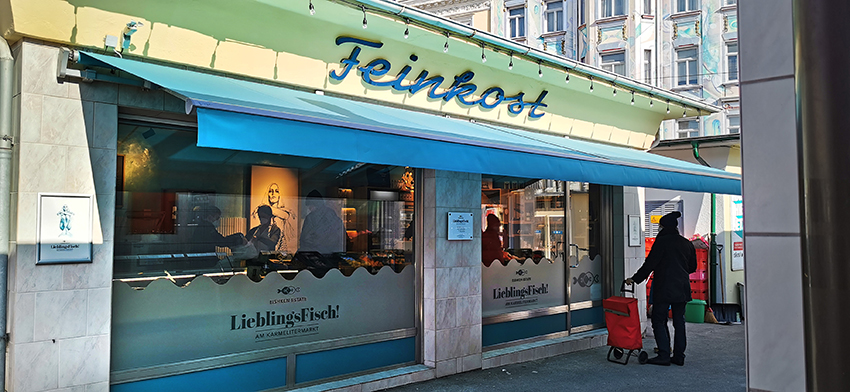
left=644, top=238, right=710, bottom=304
left=690, top=248, right=709, bottom=300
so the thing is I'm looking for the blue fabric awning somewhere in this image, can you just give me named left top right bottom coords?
left=80, top=52, right=741, bottom=195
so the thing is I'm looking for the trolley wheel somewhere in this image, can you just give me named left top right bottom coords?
left=613, top=347, right=624, bottom=359
left=638, top=351, right=649, bottom=364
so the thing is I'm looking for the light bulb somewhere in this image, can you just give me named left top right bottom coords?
left=509, top=58, right=513, bottom=70
left=363, top=17, right=368, bottom=29
left=404, top=27, right=409, bottom=39
left=565, top=72, right=570, bottom=84
left=309, top=0, right=315, bottom=15
left=444, top=41, right=449, bottom=52
left=613, top=88, right=617, bottom=96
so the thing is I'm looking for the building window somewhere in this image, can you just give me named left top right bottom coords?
left=727, top=114, right=740, bottom=134
left=644, top=0, right=652, bottom=14
left=508, top=7, right=526, bottom=38
left=644, top=50, right=652, bottom=84
left=726, top=0, right=737, bottom=5
left=600, top=0, right=625, bottom=18
left=677, top=119, right=700, bottom=138
left=676, top=48, right=699, bottom=86
left=726, top=42, right=738, bottom=81
left=676, top=0, right=700, bottom=13
left=601, top=52, right=626, bottom=76
left=545, top=1, right=564, bottom=32
left=579, top=0, right=586, bottom=25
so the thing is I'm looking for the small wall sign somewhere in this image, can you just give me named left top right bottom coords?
left=628, top=215, right=641, bottom=247
left=37, top=193, right=93, bottom=264
left=447, top=212, right=474, bottom=241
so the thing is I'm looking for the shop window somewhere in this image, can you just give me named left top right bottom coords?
left=600, top=0, right=625, bottom=18
left=601, top=52, right=626, bottom=76
left=508, top=7, right=526, bottom=38
left=480, top=178, right=604, bottom=346
left=676, top=47, right=699, bottom=86
left=726, top=42, right=739, bottom=82
left=545, top=1, right=564, bottom=33
left=676, top=0, right=700, bottom=13
left=112, top=122, right=416, bottom=380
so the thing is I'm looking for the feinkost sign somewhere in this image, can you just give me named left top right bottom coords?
left=330, top=36, right=549, bottom=118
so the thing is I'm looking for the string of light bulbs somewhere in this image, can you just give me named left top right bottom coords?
left=321, top=0, right=712, bottom=118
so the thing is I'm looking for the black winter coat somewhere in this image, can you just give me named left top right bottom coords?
left=632, top=227, right=697, bottom=304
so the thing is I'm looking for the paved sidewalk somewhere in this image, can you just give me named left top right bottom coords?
left=386, top=322, right=745, bottom=392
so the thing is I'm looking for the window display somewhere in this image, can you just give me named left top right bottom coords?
left=114, top=124, right=416, bottom=283
left=481, top=179, right=567, bottom=317
left=111, top=123, right=416, bottom=377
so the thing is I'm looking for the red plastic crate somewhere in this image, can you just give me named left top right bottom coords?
left=691, top=290, right=708, bottom=300
left=689, top=269, right=706, bottom=280
left=695, top=249, right=708, bottom=270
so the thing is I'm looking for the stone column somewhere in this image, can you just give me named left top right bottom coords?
left=7, top=40, right=117, bottom=392
left=421, top=170, right=482, bottom=377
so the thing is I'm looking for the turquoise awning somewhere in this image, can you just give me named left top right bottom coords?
left=79, top=52, right=741, bottom=195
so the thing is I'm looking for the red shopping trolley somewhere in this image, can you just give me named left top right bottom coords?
left=603, top=281, right=648, bottom=365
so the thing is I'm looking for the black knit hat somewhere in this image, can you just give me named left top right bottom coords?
left=659, top=211, right=681, bottom=228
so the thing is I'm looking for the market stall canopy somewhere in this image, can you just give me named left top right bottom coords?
left=79, top=52, right=741, bottom=195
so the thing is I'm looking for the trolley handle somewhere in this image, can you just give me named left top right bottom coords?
left=620, top=280, right=635, bottom=294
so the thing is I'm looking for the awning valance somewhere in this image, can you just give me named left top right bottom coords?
left=80, top=52, right=741, bottom=195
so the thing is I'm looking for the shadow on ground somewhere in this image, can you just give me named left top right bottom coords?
left=386, top=322, right=745, bottom=392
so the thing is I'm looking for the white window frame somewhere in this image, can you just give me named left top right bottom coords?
left=726, top=41, right=739, bottom=82
left=508, top=6, right=526, bottom=38
left=601, top=51, right=626, bottom=76
left=676, top=0, right=700, bottom=13
left=544, top=1, right=565, bottom=33
left=600, top=0, right=626, bottom=18
left=676, top=47, right=699, bottom=86
left=676, top=118, right=701, bottom=138
left=727, top=113, right=740, bottom=134
left=644, top=49, right=652, bottom=84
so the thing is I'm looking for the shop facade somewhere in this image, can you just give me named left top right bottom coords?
left=0, top=1, right=739, bottom=391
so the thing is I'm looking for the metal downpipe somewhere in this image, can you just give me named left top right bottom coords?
left=0, top=36, right=14, bottom=389
left=691, top=141, right=718, bottom=305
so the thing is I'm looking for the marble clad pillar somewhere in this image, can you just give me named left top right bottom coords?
left=420, top=169, right=483, bottom=377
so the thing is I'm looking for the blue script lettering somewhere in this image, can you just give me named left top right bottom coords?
left=330, top=36, right=548, bottom=118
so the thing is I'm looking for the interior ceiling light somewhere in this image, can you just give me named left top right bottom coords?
left=309, top=0, right=315, bottom=15
left=361, top=6, right=368, bottom=29
left=404, top=19, right=409, bottom=39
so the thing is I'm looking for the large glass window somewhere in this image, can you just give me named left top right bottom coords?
left=600, top=0, right=626, bottom=18
left=481, top=179, right=567, bottom=318
left=509, top=7, right=526, bottom=38
left=676, top=48, right=699, bottom=86
left=545, top=1, right=564, bottom=32
left=480, top=178, right=605, bottom=346
left=112, top=122, right=416, bottom=378
left=601, top=52, right=626, bottom=76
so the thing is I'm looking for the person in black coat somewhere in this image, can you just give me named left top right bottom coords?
left=626, top=211, right=697, bottom=366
